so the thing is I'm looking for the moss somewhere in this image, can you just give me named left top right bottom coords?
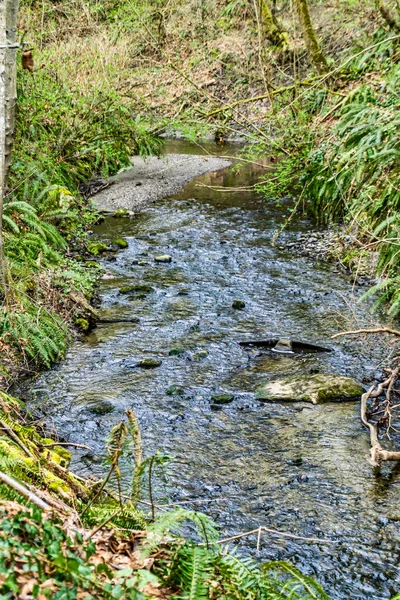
left=119, top=284, right=153, bottom=295
left=114, top=237, right=129, bottom=249
left=232, top=300, right=245, bottom=309
left=210, top=393, right=234, bottom=404
left=166, top=385, right=185, bottom=396
left=168, top=348, right=185, bottom=356
left=75, top=318, right=90, bottom=331
left=114, top=208, right=130, bottom=217
left=138, top=358, right=162, bottom=369
left=87, top=241, right=108, bottom=256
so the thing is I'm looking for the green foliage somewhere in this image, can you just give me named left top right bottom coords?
left=11, top=68, right=162, bottom=199
left=0, top=298, right=69, bottom=367
left=149, top=509, right=329, bottom=599
left=301, top=59, right=400, bottom=314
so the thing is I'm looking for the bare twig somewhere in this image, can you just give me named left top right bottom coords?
left=207, top=526, right=336, bottom=546
left=41, top=442, right=92, bottom=450
left=332, top=327, right=400, bottom=339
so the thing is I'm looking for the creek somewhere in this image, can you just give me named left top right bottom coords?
left=22, top=141, right=400, bottom=599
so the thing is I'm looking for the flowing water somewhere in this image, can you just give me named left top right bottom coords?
left=22, top=142, right=400, bottom=599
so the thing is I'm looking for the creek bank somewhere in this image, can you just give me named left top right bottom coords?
left=93, top=153, right=231, bottom=213
left=277, top=227, right=379, bottom=286
left=256, top=374, right=364, bottom=404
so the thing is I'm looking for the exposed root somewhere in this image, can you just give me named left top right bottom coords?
left=360, top=366, right=400, bottom=467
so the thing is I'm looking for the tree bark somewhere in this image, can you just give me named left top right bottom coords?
left=375, top=0, right=400, bottom=30
left=260, top=0, right=286, bottom=47
left=0, top=0, right=19, bottom=298
left=295, top=0, right=328, bottom=73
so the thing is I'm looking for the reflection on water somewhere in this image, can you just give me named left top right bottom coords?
left=22, top=142, right=400, bottom=599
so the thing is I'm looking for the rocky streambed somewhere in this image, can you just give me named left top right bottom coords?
left=21, top=141, right=400, bottom=599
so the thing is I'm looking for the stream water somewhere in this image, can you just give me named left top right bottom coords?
left=22, top=142, right=400, bottom=599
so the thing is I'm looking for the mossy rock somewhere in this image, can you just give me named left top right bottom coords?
left=85, top=260, right=101, bottom=268
left=89, top=401, right=114, bottom=415
left=138, top=359, right=162, bottom=369
left=119, top=284, right=154, bottom=295
left=87, top=241, right=108, bottom=256
left=113, top=208, right=130, bottom=218
left=256, top=374, right=364, bottom=405
left=166, top=385, right=185, bottom=396
left=232, top=300, right=245, bottom=310
left=195, top=350, right=209, bottom=360
left=75, top=318, right=90, bottom=332
left=169, top=348, right=185, bottom=356
left=114, top=237, right=128, bottom=249
left=210, top=393, right=234, bottom=404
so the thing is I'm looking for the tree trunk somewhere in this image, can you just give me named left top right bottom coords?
left=260, top=0, right=286, bottom=47
left=0, top=0, right=18, bottom=298
left=375, top=0, right=400, bottom=30
left=295, top=0, right=328, bottom=74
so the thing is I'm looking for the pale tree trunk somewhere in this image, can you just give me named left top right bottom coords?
left=0, top=0, right=19, bottom=298
left=295, top=0, right=328, bottom=74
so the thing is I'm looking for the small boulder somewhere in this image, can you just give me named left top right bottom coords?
left=113, top=208, right=130, bottom=218
left=256, top=374, right=363, bottom=405
left=210, top=393, right=234, bottom=405
left=87, top=241, right=108, bottom=256
left=166, top=385, right=185, bottom=396
left=155, top=255, right=172, bottom=263
left=232, top=300, right=245, bottom=310
left=169, top=348, right=186, bottom=356
left=138, top=359, right=162, bottom=369
left=114, top=238, right=128, bottom=249
left=90, top=401, right=114, bottom=415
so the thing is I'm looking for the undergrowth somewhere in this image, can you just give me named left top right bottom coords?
left=0, top=392, right=330, bottom=599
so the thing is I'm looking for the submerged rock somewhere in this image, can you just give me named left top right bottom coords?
left=256, top=374, right=363, bottom=404
left=89, top=401, right=114, bottom=415
left=119, top=284, right=154, bottom=295
left=155, top=255, right=172, bottom=263
left=138, top=359, right=162, bottom=369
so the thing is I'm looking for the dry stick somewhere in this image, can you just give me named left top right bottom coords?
left=80, top=464, right=116, bottom=518
left=126, top=408, right=142, bottom=506
left=0, top=470, right=52, bottom=511
left=41, top=442, right=92, bottom=450
left=332, top=327, right=400, bottom=339
left=148, top=454, right=156, bottom=522
left=0, top=418, right=35, bottom=458
left=209, top=526, right=335, bottom=546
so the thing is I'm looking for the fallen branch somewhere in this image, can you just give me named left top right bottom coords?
left=0, top=470, right=52, bottom=511
left=361, top=376, right=400, bottom=466
left=206, top=526, right=336, bottom=547
left=40, top=442, right=92, bottom=450
left=202, top=76, right=328, bottom=118
left=332, top=327, right=400, bottom=339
